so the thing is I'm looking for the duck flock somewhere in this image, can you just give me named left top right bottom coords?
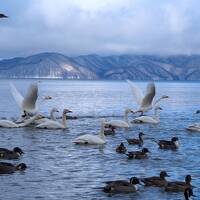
left=0, top=80, right=198, bottom=200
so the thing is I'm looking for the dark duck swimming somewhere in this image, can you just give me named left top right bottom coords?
left=141, top=171, right=169, bottom=187
left=127, top=148, right=150, bottom=159
left=0, top=162, right=27, bottom=174
left=102, top=177, right=141, bottom=193
left=126, top=132, right=144, bottom=146
left=0, top=147, right=24, bottom=160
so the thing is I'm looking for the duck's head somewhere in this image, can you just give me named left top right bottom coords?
left=139, top=132, right=144, bottom=137
left=160, top=171, right=170, bottom=178
left=171, top=137, right=179, bottom=142
left=120, top=143, right=125, bottom=147
left=16, top=163, right=27, bottom=171
left=130, top=177, right=140, bottom=185
left=185, top=175, right=192, bottom=184
left=142, top=148, right=150, bottom=154
left=13, top=147, right=24, bottom=155
left=171, top=137, right=179, bottom=147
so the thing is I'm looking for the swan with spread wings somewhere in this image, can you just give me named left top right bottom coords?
left=127, top=80, right=168, bottom=115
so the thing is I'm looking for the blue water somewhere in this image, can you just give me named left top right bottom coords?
left=0, top=80, right=200, bottom=200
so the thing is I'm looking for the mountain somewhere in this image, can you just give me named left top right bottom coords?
left=1, top=52, right=200, bottom=80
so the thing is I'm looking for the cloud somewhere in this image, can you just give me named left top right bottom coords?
left=0, top=0, right=200, bottom=58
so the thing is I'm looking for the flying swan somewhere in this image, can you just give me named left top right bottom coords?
left=10, top=82, right=38, bottom=116
left=127, top=80, right=168, bottom=115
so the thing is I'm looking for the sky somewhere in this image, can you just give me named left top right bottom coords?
left=0, top=0, right=200, bottom=58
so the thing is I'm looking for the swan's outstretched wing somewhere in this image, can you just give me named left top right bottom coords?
left=10, top=82, right=24, bottom=109
left=10, top=82, right=38, bottom=113
left=141, top=82, right=155, bottom=108
left=22, top=83, right=38, bottom=113
left=127, top=80, right=143, bottom=105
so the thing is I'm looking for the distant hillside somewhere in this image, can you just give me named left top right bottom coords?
left=1, top=52, right=200, bottom=80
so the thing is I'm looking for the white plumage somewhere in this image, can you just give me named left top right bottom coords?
left=10, top=82, right=38, bottom=114
left=74, top=119, right=106, bottom=145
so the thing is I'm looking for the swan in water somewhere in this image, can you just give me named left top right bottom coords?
left=36, top=109, right=72, bottom=129
left=186, top=123, right=200, bottom=132
left=74, top=119, right=106, bottom=145
left=34, top=108, right=59, bottom=125
left=127, top=80, right=168, bottom=115
left=10, top=82, right=38, bottom=116
left=132, top=107, right=162, bottom=124
left=0, top=114, right=42, bottom=128
left=105, top=109, right=134, bottom=128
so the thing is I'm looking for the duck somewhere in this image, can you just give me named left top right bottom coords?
left=0, top=147, right=24, bottom=160
left=116, top=143, right=127, bottom=153
left=0, top=162, right=27, bottom=174
left=102, top=177, right=141, bottom=193
left=141, top=171, right=169, bottom=187
left=105, top=109, right=134, bottom=128
left=184, top=187, right=195, bottom=200
left=74, top=119, right=106, bottom=145
left=155, top=137, right=179, bottom=150
left=36, top=109, right=72, bottom=129
left=165, top=175, right=192, bottom=192
left=126, top=132, right=144, bottom=146
left=104, top=124, right=116, bottom=135
left=127, top=148, right=150, bottom=159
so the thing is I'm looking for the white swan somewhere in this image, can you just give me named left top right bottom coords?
left=10, top=82, right=38, bottom=116
left=74, top=119, right=106, bottom=145
left=132, top=106, right=162, bottom=124
left=186, top=123, right=200, bottom=132
left=127, top=80, right=168, bottom=115
left=105, top=109, right=134, bottom=128
left=0, top=114, right=42, bottom=128
left=34, top=108, right=59, bottom=125
left=36, top=109, right=72, bottom=129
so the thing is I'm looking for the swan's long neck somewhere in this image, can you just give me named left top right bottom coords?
left=62, top=112, right=67, bottom=128
left=99, top=122, right=105, bottom=140
left=124, top=111, right=130, bottom=125
left=154, top=109, right=160, bottom=120
left=153, top=97, right=163, bottom=106
left=50, top=110, right=56, bottom=121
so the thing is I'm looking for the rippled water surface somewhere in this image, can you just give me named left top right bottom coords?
left=0, top=80, right=200, bottom=200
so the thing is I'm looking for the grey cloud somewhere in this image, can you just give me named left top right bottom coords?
left=1, top=0, right=200, bottom=58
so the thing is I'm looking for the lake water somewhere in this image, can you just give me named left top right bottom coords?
left=0, top=79, right=200, bottom=200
